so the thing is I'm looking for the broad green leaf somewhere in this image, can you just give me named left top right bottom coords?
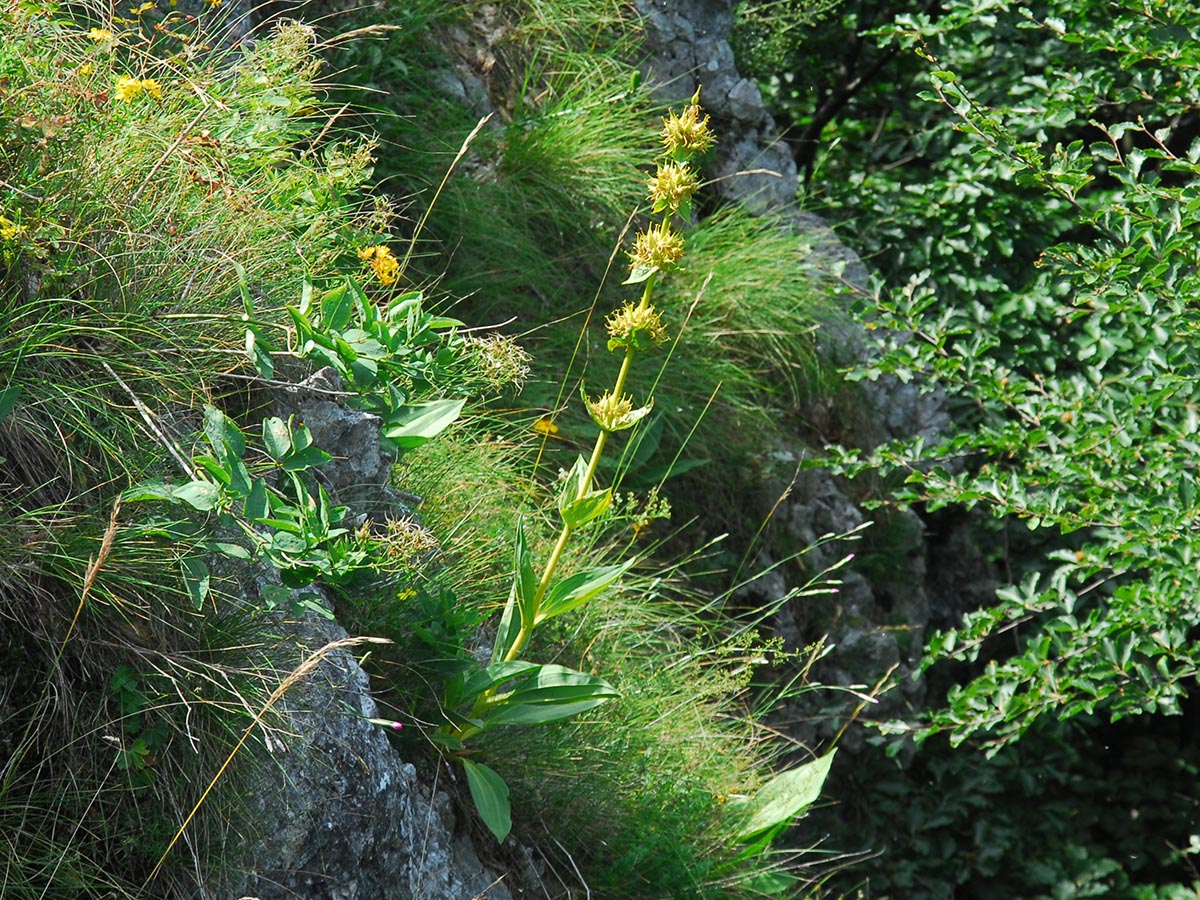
left=557, top=455, right=590, bottom=512
left=281, top=445, right=332, bottom=471
left=122, top=480, right=177, bottom=504
left=536, top=559, right=634, bottom=624
left=481, top=665, right=618, bottom=726
left=0, top=385, right=20, bottom=423
left=259, top=583, right=292, bottom=610
left=172, top=481, right=222, bottom=512
left=227, top=456, right=253, bottom=498
left=490, top=587, right=521, bottom=665
left=559, top=488, right=613, bottom=530
left=460, top=660, right=541, bottom=703
left=623, top=263, right=657, bottom=285
left=514, top=520, right=537, bottom=632
left=262, top=417, right=292, bottom=461
left=244, top=478, right=269, bottom=521
left=203, top=405, right=245, bottom=457
left=481, top=699, right=610, bottom=727
left=268, top=531, right=307, bottom=554
left=349, top=357, right=379, bottom=386
left=385, top=291, right=422, bottom=323
left=320, top=283, right=353, bottom=332
left=245, top=326, right=275, bottom=379
left=739, top=870, right=800, bottom=896
left=735, top=748, right=836, bottom=840
left=297, top=278, right=313, bottom=316
left=180, top=556, right=210, bottom=609
left=287, top=304, right=314, bottom=341
left=462, top=759, right=511, bottom=843
left=502, top=664, right=618, bottom=705
left=203, top=541, right=252, bottom=560
left=384, top=398, right=466, bottom=449
left=623, top=412, right=664, bottom=474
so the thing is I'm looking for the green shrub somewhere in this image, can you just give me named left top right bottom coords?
left=740, top=0, right=1200, bottom=895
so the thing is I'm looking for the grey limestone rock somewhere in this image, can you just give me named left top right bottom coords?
left=221, top=371, right=510, bottom=900
left=230, top=601, right=510, bottom=900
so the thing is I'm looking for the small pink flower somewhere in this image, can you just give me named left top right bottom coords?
left=368, top=717, right=403, bottom=731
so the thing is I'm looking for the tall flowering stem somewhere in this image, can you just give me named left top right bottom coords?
left=487, top=90, right=713, bottom=672
left=443, top=91, right=715, bottom=844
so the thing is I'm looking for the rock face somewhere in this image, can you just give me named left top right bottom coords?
left=635, top=0, right=800, bottom=213
left=234, top=612, right=510, bottom=900
left=225, top=370, right=511, bottom=900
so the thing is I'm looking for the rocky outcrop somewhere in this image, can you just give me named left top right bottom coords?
left=233, top=609, right=510, bottom=900
left=223, top=370, right=511, bottom=900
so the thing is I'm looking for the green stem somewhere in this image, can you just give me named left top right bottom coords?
left=458, top=268, right=663, bottom=728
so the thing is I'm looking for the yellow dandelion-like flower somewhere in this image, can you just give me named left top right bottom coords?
left=661, top=92, right=715, bottom=159
left=627, top=220, right=685, bottom=282
left=358, top=244, right=400, bottom=286
left=532, top=417, right=559, bottom=436
left=605, top=301, right=668, bottom=352
left=585, top=390, right=653, bottom=433
left=647, top=161, right=700, bottom=214
left=114, top=76, right=163, bottom=102
left=87, top=27, right=115, bottom=43
left=0, top=217, right=25, bottom=242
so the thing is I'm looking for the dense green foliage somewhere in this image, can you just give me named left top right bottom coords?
left=737, top=0, right=1200, bottom=896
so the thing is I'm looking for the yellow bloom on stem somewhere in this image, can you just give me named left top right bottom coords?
left=585, top=389, right=652, bottom=433
left=660, top=90, right=715, bottom=159
left=628, top=220, right=684, bottom=277
left=605, top=301, right=667, bottom=352
left=357, top=245, right=400, bottom=286
left=647, top=161, right=699, bottom=214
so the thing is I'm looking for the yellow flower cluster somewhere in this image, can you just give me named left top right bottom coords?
left=585, top=390, right=652, bottom=433
left=660, top=93, right=715, bottom=158
left=357, top=244, right=400, bottom=286
left=647, top=161, right=700, bottom=215
left=605, top=301, right=667, bottom=352
left=625, top=91, right=714, bottom=283
left=0, top=217, right=25, bottom=241
left=114, top=76, right=163, bottom=102
left=628, top=219, right=685, bottom=275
